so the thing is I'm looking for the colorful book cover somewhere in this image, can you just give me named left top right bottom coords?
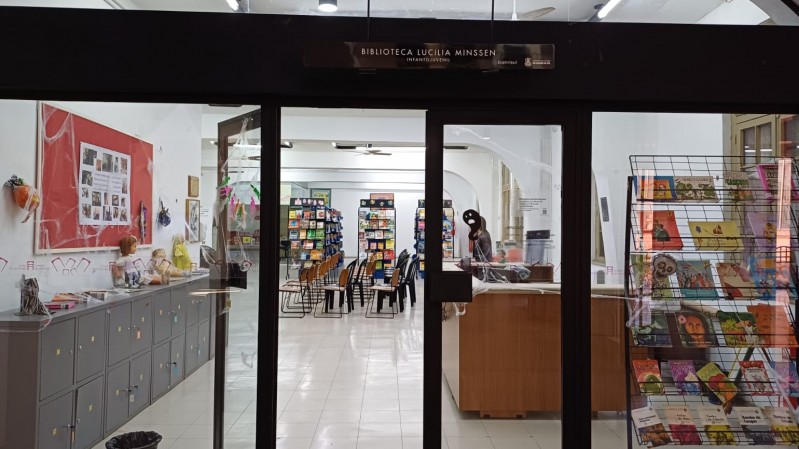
left=676, top=260, right=718, bottom=299
left=668, top=360, right=701, bottom=395
left=307, top=229, right=315, bottom=240
left=632, top=359, right=665, bottom=395
left=631, top=312, right=673, bottom=347
left=674, top=175, right=718, bottom=201
left=757, top=163, right=799, bottom=201
left=696, top=362, right=738, bottom=403
left=716, top=310, right=762, bottom=347
left=630, top=254, right=674, bottom=300
left=631, top=406, right=672, bottom=447
left=688, top=220, right=742, bottom=250
left=299, top=229, right=307, bottom=239
left=724, top=171, right=755, bottom=201
left=288, top=219, right=299, bottom=228
left=675, top=310, right=717, bottom=347
left=698, top=405, right=737, bottom=445
left=639, top=210, right=683, bottom=250
left=316, top=220, right=325, bottom=229
left=716, top=262, right=756, bottom=299
left=739, top=360, right=773, bottom=395
left=288, top=230, right=299, bottom=240
left=303, top=210, right=312, bottom=219
left=385, top=240, right=395, bottom=250
left=664, top=405, right=702, bottom=445
left=634, top=175, right=676, bottom=201
left=375, top=230, right=384, bottom=239
left=769, top=361, right=799, bottom=396
left=765, top=406, right=799, bottom=444
left=418, top=208, right=425, bottom=219
left=288, top=210, right=297, bottom=219
left=315, top=209, right=326, bottom=219
left=735, top=406, right=776, bottom=444
left=749, top=255, right=778, bottom=300
left=748, top=304, right=798, bottom=347
left=385, top=209, right=395, bottom=218
left=747, top=212, right=779, bottom=250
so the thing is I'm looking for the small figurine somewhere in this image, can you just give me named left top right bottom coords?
left=172, top=234, right=193, bottom=271
left=150, top=248, right=189, bottom=278
left=4, top=175, right=41, bottom=223
left=114, top=235, right=142, bottom=288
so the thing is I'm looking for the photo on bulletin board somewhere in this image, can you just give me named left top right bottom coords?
left=186, top=199, right=201, bottom=243
left=310, top=188, right=332, bottom=206
left=188, top=175, right=200, bottom=198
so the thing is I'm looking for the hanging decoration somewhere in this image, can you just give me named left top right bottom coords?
left=4, top=175, right=41, bottom=223
left=157, top=200, right=171, bottom=227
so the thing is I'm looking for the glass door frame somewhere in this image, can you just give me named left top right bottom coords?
left=422, top=109, right=592, bottom=449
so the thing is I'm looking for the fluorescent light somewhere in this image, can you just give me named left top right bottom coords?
left=226, top=0, right=239, bottom=11
left=597, top=0, right=621, bottom=19
left=318, top=0, right=337, bottom=12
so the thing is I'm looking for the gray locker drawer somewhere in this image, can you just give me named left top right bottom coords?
left=105, top=363, right=130, bottom=432
left=151, top=342, right=171, bottom=399
left=197, top=293, right=211, bottom=322
left=184, top=324, right=200, bottom=375
left=171, top=286, right=187, bottom=336
left=129, top=352, right=151, bottom=416
left=170, top=334, right=185, bottom=386
left=75, top=377, right=103, bottom=449
left=107, top=303, right=132, bottom=366
left=152, top=291, right=172, bottom=344
left=38, top=392, right=73, bottom=449
left=76, top=310, right=106, bottom=382
left=186, top=296, right=199, bottom=327
left=209, top=306, right=216, bottom=360
left=198, top=320, right=210, bottom=366
left=40, top=319, right=75, bottom=400
left=132, top=296, right=153, bottom=355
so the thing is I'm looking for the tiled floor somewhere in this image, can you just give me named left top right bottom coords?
left=96, top=268, right=633, bottom=449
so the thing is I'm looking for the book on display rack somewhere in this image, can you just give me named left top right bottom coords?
left=358, top=194, right=396, bottom=279
left=624, top=155, right=799, bottom=448
left=414, top=199, right=455, bottom=278
left=287, top=197, right=343, bottom=269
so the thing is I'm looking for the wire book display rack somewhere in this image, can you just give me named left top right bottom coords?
left=624, top=155, right=799, bottom=447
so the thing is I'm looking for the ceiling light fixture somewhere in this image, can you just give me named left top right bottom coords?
left=597, top=0, right=621, bottom=19
left=225, top=0, right=239, bottom=11
left=332, top=143, right=468, bottom=151
left=318, top=0, right=337, bottom=13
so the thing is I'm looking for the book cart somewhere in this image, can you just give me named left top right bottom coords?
left=414, top=199, right=456, bottom=279
left=624, top=156, right=799, bottom=447
left=287, top=197, right=343, bottom=270
left=358, top=197, right=396, bottom=279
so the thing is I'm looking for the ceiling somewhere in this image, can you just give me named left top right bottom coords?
left=0, top=0, right=770, bottom=23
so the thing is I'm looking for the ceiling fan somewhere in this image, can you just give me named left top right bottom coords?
left=334, top=143, right=393, bottom=156
left=511, top=1, right=556, bottom=21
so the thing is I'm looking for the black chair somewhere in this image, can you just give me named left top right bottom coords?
left=343, top=258, right=358, bottom=306
left=402, top=255, right=419, bottom=307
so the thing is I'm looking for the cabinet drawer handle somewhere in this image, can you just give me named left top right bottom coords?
left=69, top=349, right=74, bottom=356
left=78, top=345, right=83, bottom=351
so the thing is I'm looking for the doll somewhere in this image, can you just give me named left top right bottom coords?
left=114, top=235, right=142, bottom=288
left=172, top=234, right=193, bottom=271
left=150, top=248, right=189, bottom=278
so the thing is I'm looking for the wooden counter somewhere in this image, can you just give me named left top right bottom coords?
left=441, top=282, right=628, bottom=418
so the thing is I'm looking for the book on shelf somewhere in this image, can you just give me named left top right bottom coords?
left=46, top=301, right=75, bottom=310
left=676, top=260, right=718, bottom=299
left=289, top=230, right=299, bottom=240
left=385, top=240, right=395, bottom=249
left=358, top=221, right=367, bottom=230
left=384, top=231, right=394, bottom=239
left=673, top=175, right=718, bottom=201
left=386, top=209, right=395, bottom=218
left=307, top=229, right=315, bottom=239
left=634, top=175, right=676, bottom=201
left=316, top=209, right=325, bottom=219
left=418, top=208, right=425, bottom=219
left=378, top=210, right=387, bottom=219
left=365, top=231, right=375, bottom=239
left=375, top=230, right=384, bottom=239
left=384, top=249, right=394, bottom=260
left=290, top=241, right=300, bottom=249
left=668, top=360, right=701, bottom=395
left=739, top=360, right=774, bottom=395
left=288, top=210, right=297, bottom=219
left=768, top=361, right=799, bottom=397
left=303, top=242, right=313, bottom=250
left=418, top=221, right=426, bottom=231
left=358, top=210, right=368, bottom=219
left=639, top=210, right=683, bottom=250
left=299, top=229, right=307, bottom=239
left=310, top=250, right=322, bottom=260
left=630, top=254, right=673, bottom=300
left=748, top=255, right=779, bottom=300
left=303, top=210, right=312, bottom=219
left=374, top=252, right=383, bottom=260
left=632, top=359, right=665, bottom=395
left=631, top=312, right=672, bottom=347
left=696, top=362, right=738, bottom=403
left=697, top=405, right=737, bottom=445
left=664, top=405, right=702, bottom=445
left=358, top=232, right=365, bottom=240
left=723, top=171, right=755, bottom=201
left=288, top=219, right=299, bottom=228
left=747, top=212, right=778, bottom=250
left=687, top=220, right=742, bottom=250
left=359, top=240, right=368, bottom=250
left=378, top=219, right=389, bottom=228
left=631, top=406, right=672, bottom=447
left=300, top=220, right=310, bottom=229
left=716, top=310, right=763, bottom=347
left=735, top=407, right=776, bottom=444
left=369, top=242, right=377, bottom=250
left=747, top=304, right=798, bottom=347
left=716, top=262, right=756, bottom=299
left=757, top=163, right=799, bottom=201
left=317, top=220, right=325, bottom=229
left=377, top=242, right=384, bottom=250
left=764, top=406, right=799, bottom=444
left=375, top=261, right=383, bottom=270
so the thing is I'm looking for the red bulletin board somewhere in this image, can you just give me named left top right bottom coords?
left=36, top=103, right=153, bottom=253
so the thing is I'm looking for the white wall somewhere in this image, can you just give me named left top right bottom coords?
left=0, top=100, right=202, bottom=312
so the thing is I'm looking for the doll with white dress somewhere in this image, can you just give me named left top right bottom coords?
left=113, top=235, right=142, bottom=288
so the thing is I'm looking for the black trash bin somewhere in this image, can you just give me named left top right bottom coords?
left=105, top=431, right=162, bottom=449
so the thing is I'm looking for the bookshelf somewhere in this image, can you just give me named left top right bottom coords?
left=358, top=196, right=396, bottom=279
left=287, top=197, right=343, bottom=269
left=414, top=199, right=455, bottom=278
left=624, top=156, right=799, bottom=447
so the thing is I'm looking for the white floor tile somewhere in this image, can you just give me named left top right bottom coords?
left=278, top=422, right=321, bottom=438
left=316, top=422, right=361, bottom=438
left=358, top=422, right=404, bottom=437
left=320, top=410, right=362, bottom=423
left=490, top=437, right=540, bottom=449
left=311, top=437, right=359, bottom=449
left=277, top=437, right=314, bottom=449
left=400, top=422, right=424, bottom=437
left=443, top=421, right=488, bottom=437
left=356, top=436, right=403, bottom=449
left=482, top=421, right=532, bottom=437
left=445, top=436, right=495, bottom=449
left=361, top=411, right=401, bottom=423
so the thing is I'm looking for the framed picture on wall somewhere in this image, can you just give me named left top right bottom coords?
left=186, top=199, right=201, bottom=243
left=310, top=188, right=332, bottom=207
left=188, top=175, right=200, bottom=198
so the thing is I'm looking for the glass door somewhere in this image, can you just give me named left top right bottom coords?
left=424, top=110, right=590, bottom=449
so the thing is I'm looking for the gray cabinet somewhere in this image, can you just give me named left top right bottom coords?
left=105, top=363, right=129, bottom=432
left=40, top=319, right=75, bottom=400
left=107, top=303, right=131, bottom=366
left=185, top=324, right=200, bottom=375
left=129, top=352, right=151, bottom=416
left=186, top=296, right=199, bottom=327
left=170, top=286, right=186, bottom=337
left=76, top=310, right=105, bottom=382
left=74, top=377, right=103, bottom=449
left=198, top=320, right=210, bottom=366
left=198, top=294, right=210, bottom=322
left=170, top=333, right=185, bottom=385
left=151, top=342, right=171, bottom=400
left=152, top=291, right=172, bottom=344
left=131, top=296, right=153, bottom=355
left=38, top=392, right=73, bottom=449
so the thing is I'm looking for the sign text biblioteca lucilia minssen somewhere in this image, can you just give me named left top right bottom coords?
left=304, top=42, right=555, bottom=70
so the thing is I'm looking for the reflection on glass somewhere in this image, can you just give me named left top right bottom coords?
left=744, top=127, right=757, bottom=166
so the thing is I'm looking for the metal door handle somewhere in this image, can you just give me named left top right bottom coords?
left=78, top=345, right=83, bottom=351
